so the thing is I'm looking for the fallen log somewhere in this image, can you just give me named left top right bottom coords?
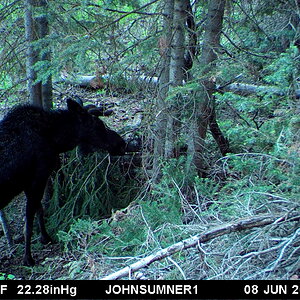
left=125, top=74, right=300, bottom=99
left=59, top=72, right=158, bottom=90
left=218, top=82, right=300, bottom=98
left=100, top=212, right=300, bottom=280
left=60, top=72, right=106, bottom=89
left=60, top=69, right=300, bottom=99
left=133, top=76, right=300, bottom=99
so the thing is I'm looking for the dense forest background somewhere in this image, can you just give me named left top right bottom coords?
left=0, top=0, right=299, bottom=280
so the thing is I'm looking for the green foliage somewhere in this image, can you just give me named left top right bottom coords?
left=55, top=158, right=190, bottom=278
left=0, top=0, right=160, bottom=96
left=46, top=150, right=138, bottom=237
left=57, top=158, right=186, bottom=253
left=215, top=91, right=290, bottom=153
left=264, top=47, right=299, bottom=87
left=56, top=141, right=299, bottom=277
left=215, top=152, right=299, bottom=218
left=0, top=74, right=12, bottom=90
left=1, top=0, right=300, bottom=280
left=0, top=273, right=15, bottom=280
left=33, top=60, right=53, bottom=85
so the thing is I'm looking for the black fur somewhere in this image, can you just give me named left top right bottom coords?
left=0, top=99, right=125, bottom=266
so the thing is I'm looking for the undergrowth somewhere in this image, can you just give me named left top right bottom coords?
left=46, top=150, right=139, bottom=237
left=49, top=132, right=299, bottom=279
left=41, top=95, right=300, bottom=280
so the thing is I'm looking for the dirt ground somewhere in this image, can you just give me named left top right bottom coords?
left=0, top=193, right=63, bottom=279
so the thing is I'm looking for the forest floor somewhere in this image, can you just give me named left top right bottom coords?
left=1, top=85, right=299, bottom=280
left=0, top=85, right=145, bottom=279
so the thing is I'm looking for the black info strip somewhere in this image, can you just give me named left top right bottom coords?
left=0, top=280, right=299, bottom=299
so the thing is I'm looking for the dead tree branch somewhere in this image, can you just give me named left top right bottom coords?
left=100, top=212, right=299, bottom=280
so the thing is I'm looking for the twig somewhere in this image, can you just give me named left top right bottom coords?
left=264, top=227, right=300, bottom=273
left=104, top=7, right=160, bottom=17
left=91, top=0, right=160, bottom=33
left=0, top=210, right=14, bottom=249
left=221, top=31, right=275, bottom=59
left=100, top=212, right=299, bottom=280
left=167, top=256, right=187, bottom=279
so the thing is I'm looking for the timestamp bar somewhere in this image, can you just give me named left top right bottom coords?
left=0, top=280, right=299, bottom=299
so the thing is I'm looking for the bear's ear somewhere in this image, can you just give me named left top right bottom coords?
left=66, top=98, right=85, bottom=113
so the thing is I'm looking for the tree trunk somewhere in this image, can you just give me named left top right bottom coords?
left=198, top=0, right=225, bottom=138
left=184, top=0, right=197, bottom=80
left=152, top=0, right=174, bottom=181
left=164, top=0, right=188, bottom=158
left=24, top=0, right=42, bottom=106
left=24, top=0, right=52, bottom=109
left=169, top=0, right=187, bottom=87
left=189, top=0, right=229, bottom=174
left=37, top=0, right=53, bottom=110
left=152, top=0, right=189, bottom=180
left=209, top=105, right=230, bottom=156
